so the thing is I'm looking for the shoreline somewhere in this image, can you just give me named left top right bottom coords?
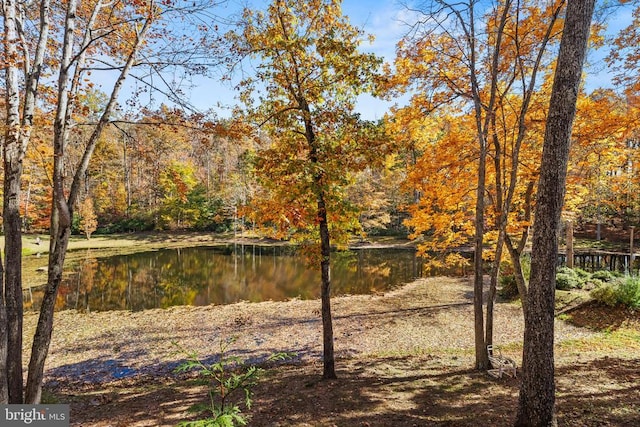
left=20, top=231, right=416, bottom=288
left=23, top=277, right=601, bottom=388
left=9, top=232, right=639, bottom=426
left=17, top=272, right=639, bottom=426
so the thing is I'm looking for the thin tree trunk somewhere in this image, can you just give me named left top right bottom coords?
left=25, top=47, right=75, bottom=398
left=303, top=99, right=337, bottom=380
left=292, top=75, right=338, bottom=380
left=505, top=180, right=534, bottom=308
left=24, top=2, right=152, bottom=402
left=23, top=0, right=78, bottom=402
left=515, top=0, right=595, bottom=424
left=23, top=180, right=32, bottom=231
left=123, top=134, right=132, bottom=212
left=473, top=150, right=487, bottom=370
left=469, top=0, right=511, bottom=370
left=505, top=234, right=529, bottom=313
left=0, top=252, right=7, bottom=404
left=25, top=225, right=71, bottom=404
left=485, top=236, right=503, bottom=349
left=469, top=1, right=490, bottom=370
left=318, top=192, right=336, bottom=379
left=487, top=126, right=505, bottom=350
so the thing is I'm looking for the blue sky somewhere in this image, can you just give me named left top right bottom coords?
left=343, top=1, right=414, bottom=120
left=175, top=0, right=410, bottom=121
left=113, top=1, right=633, bottom=121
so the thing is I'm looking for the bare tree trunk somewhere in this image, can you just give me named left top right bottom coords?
left=2, top=160, right=24, bottom=404
left=23, top=0, right=78, bottom=403
left=515, top=0, right=595, bottom=424
left=23, top=180, right=32, bottom=231
left=485, top=236, right=503, bottom=349
left=469, top=3, right=490, bottom=371
left=318, top=193, right=336, bottom=379
left=3, top=0, right=25, bottom=402
left=0, top=252, right=7, bottom=404
left=303, top=98, right=337, bottom=380
left=486, top=127, right=505, bottom=350
left=473, top=142, right=488, bottom=370
left=1, top=0, right=50, bottom=404
left=24, top=1, right=152, bottom=402
left=123, top=134, right=132, bottom=212
left=24, top=225, right=71, bottom=404
left=505, top=180, right=534, bottom=309
left=505, top=234, right=529, bottom=312
left=631, top=226, right=636, bottom=271
left=469, top=0, right=511, bottom=370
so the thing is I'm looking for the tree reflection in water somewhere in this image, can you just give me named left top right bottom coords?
left=28, top=245, right=429, bottom=312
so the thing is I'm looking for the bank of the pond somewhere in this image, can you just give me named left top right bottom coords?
left=23, top=276, right=599, bottom=385
left=23, top=275, right=640, bottom=426
left=12, top=232, right=640, bottom=425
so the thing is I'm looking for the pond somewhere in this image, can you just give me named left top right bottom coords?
left=26, top=245, right=427, bottom=312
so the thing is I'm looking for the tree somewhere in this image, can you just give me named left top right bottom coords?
left=229, top=0, right=383, bottom=379
left=389, top=0, right=565, bottom=370
left=566, top=90, right=636, bottom=229
left=347, top=158, right=401, bottom=236
left=1, top=0, right=51, bottom=403
left=157, top=161, right=199, bottom=229
left=25, top=0, right=157, bottom=403
left=608, top=4, right=640, bottom=102
left=515, top=0, right=596, bottom=424
left=78, top=197, right=98, bottom=239
left=1, top=0, right=223, bottom=404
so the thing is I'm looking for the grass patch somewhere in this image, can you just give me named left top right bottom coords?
left=558, top=327, right=640, bottom=353
left=363, top=347, right=472, bottom=359
left=41, top=389, right=62, bottom=404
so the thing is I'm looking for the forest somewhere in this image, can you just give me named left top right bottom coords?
left=1, top=0, right=639, bottom=426
left=8, top=3, right=640, bottom=243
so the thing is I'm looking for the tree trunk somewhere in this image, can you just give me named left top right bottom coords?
left=24, top=225, right=71, bottom=404
left=23, top=0, right=77, bottom=402
left=297, top=85, right=337, bottom=380
left=2, top=161, right=23, bottom=404
left=469, top=0, right=511, bottom=371
left=2, top=0, right=25, bottom=402
left=473, top=139, right=488, bottom=370
left=566, top=220, right=574, bottom=268
left=486, top=127, right=506, bottom=351
left=630, top=226, right=636, bottom=271
left=23, top=180, right=32, bottom=231
left=505, top=180, right=534, bottom=308
left=24, top=106, right=73, bottom=402
left=1, top=0, right=50, bottom=403
left=24, top=0, right=151, bottom=402
left=318, top=192, right=336, bottom=380
left=485, top=236, right=503, bottom=349
left=505, top=235, right=529, bottom=314
left=0, top=253, right=7, bottom=404
left=515, top=0, right=595, bottom=425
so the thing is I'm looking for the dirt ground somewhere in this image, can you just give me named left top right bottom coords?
left=23, top=275, right=640, bottom=426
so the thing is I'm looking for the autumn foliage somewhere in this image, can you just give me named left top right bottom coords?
left=3, top=1, right=637, bottom=247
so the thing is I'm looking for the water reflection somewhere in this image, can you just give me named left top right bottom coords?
left=28, top=245, right=425, bottom=312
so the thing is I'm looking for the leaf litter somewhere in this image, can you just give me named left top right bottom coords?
left=22, top=276, right=640, bottom=426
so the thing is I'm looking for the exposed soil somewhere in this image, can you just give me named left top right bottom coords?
left=24, top=276, right=640, bottom=426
